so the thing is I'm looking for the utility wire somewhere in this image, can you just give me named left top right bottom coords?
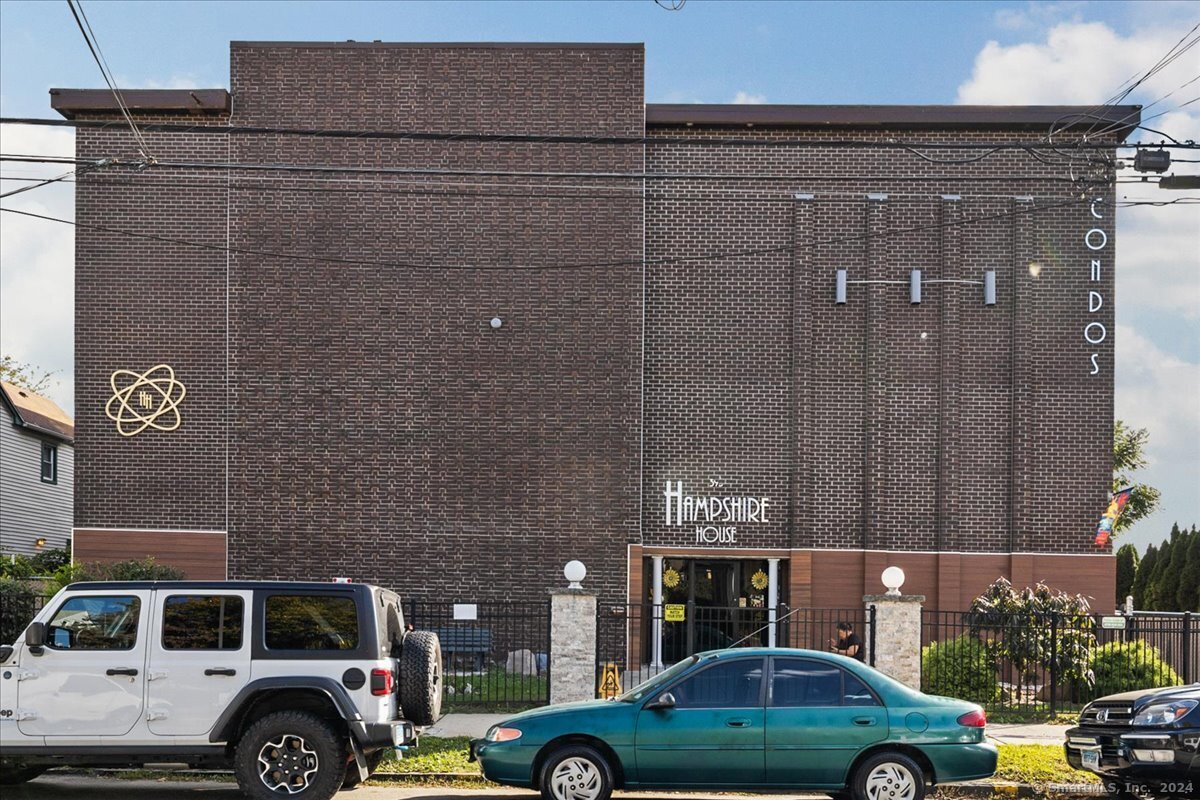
left=66, top=0, right=154, bottom=161
left=0, top=152, right=1115, bottom=184
left=2, top=116, right=1169, bottom=151
left=0, top=195, right=1089, bottom=273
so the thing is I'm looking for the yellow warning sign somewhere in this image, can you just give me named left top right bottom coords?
left=598, top=662, right=622, bottom=699
left=665, top=604, right=686, bottom=622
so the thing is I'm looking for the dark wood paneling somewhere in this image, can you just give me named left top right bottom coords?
left=73, top=529, right=227, bottom=580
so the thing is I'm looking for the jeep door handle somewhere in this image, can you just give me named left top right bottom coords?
left=204, top=668, right=237, bottom=677
left=853, top=716, right=878, bottom=726
left=725, top=718, right=752, bottom=728
left=106, top=668, right=139, bottom=676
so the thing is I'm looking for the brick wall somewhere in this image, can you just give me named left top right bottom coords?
left=222, top=44, right=644, bottom=602
left=642, top=126, right=1117, bottom=560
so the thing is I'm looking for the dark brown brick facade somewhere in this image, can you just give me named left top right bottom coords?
left=67, top=43, right=1128, bottom=610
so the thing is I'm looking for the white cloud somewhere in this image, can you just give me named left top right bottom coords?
left=1116, top=324, right=1200, bottom=465
left=0, top=123, right=75, bottom=414
left=732, top=91, right=766, bottom=105
left=119, top=73, right=216, bottom=90
left=994, top=1, right=1086, bottom=32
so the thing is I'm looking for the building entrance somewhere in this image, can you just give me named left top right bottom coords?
left=643, top=555, right=788, bottom=665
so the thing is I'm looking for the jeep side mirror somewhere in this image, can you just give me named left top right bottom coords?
left=647, top=692, right=676, bottom=710
left=25, top=622, right=45, bottom=648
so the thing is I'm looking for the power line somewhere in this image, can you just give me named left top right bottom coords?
left=5, top=116, right=1175, bottom=151
left=0, top=171, right=1105, bottom=203
left=0, top=152, right=1115, bottom=185
left=65, top=0, right=154, bottom=161
left=0, top=195, right=1090, bottom=273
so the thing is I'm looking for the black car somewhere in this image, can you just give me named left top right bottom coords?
left=1064, top=684, right=1199, bottom=799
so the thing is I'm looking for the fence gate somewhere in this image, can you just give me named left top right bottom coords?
left=595, top=604, right=875, bottom=698
left=405, top=599, right=551, bottom=711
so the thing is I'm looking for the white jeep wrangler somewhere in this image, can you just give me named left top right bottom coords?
left=0, top=580, right=443, bottom=798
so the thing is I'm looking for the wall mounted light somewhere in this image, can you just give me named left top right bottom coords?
left=836, top=269, right=848, bottom=304
left=984, top=271, right=997, bottom=305
left=489, top=317, right=503, bottom=329
left=910, top=270, right=922, bottom=304
left=34, top=537, right=46, bottom=549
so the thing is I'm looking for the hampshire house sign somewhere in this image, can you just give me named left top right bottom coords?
left=663, top=480, right=771, bottom=545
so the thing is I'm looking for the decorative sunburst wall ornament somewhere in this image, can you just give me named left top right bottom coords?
left=663, top=568, right=681, bottom=589
left=751, top=569, right=769, bottom=591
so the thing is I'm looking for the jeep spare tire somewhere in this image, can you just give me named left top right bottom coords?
left=399, top=630, right=443, bottom=725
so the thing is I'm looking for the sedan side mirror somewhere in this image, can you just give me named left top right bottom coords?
left=647, top=692, right=676, bottom=710
left=25, top=622, right=45, bottom=648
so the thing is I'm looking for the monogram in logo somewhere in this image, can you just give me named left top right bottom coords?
left=105, top=365, right=186, bottom=437
left=1096, top=708, right=1109, bottom=723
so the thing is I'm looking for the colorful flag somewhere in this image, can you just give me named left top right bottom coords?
left=1095, top=487, right=1135, bottom=547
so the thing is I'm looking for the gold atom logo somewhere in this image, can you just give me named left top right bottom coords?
left=105, top=365, right=186, bottom=437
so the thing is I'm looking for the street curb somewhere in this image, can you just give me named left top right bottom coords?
left=937, top=782, right=1106, bottom=799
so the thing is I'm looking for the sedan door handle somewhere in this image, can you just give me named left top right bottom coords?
left=725, top=718, right=752, bottom=728
left=853, top=716, right=878, bottom=727
left=204, top=668, right=238, bottom=677
left=106, top=668, right=139, bottom=676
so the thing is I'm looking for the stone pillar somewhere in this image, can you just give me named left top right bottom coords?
left=863, top=593, right=925, bottom=690
left=550, top=590, right=597, bottom=704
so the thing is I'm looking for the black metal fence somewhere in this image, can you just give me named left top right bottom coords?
left=405, top=599, right=551, bottom=711
left=921, top=609, right=1195, bottom=716
left=596, top=604, right=875, bottom=698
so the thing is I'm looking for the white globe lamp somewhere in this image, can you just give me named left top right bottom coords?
left=881, top=566, right=906, bottom=597
left=564, top=560, right=587, bottom=590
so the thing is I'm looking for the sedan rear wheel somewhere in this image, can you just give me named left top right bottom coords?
left=539, top=745, right=613, bottom=800
left=853, top=752, right=925, bottom=800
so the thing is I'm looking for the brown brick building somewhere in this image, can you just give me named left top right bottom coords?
left=57, top=42, right=1135, bottom=614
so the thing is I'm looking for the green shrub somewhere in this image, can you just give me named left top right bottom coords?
left=1088, top=640, right=1182, bottom=700
left=921, top=634, right=1001, bottom=705
left=0, top=578, right=40, bottom=645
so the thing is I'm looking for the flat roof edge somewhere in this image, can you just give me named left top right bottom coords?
left=646, top=103, right=1142, bottom=139
left=230, top=41, right=644, bottom=49
left=50, top=88, right=232, bottom=119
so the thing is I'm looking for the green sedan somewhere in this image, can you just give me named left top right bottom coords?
left=471, top=648, right=997, bottom=800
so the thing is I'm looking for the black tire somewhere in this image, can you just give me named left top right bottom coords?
left=233, top=710, right=348, bottom=800
left=341, top=749, right=386, bottom=789
left=539, top=744, right=614, bottom=800
left=0, top=766, right=47, bottom=785
left=851, top=751, right=926, bottom=800
left=399, top=630, right=443, bottom=726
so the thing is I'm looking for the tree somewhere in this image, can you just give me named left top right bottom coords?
left=1177, top=528, right=1200, bottom=612
left=1114, top=543, right=1139, bottom=608
left=1111, top=420, right=1161, bottom=535
left=1154, top=525, right=1187, bottom=611
left=1149, top=526, right=1180, bottom=611
left=1131, top=543, right=1157, bottom=610
left=0, top=354, right=55, bottom=394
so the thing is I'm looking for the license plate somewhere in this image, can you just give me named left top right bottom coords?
left=1081, top=749, right=1100, bottom=770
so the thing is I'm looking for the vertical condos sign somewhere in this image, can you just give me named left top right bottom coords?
left=663, top=481, right=771, bottom=545
left=1085, top=198, right=1108, bottom=376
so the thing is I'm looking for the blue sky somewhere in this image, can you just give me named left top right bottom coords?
left=1, top=0, right=1197, bottom=558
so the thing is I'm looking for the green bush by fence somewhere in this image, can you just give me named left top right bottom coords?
left=921, top=634, right=1002, bottom=705
left=1088, top=640, right=1182, bottom=700
left=0, top=578, right=40, bottom=645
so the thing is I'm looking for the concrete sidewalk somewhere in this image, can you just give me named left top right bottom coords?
left=428, top=714, right=1071, bottom=747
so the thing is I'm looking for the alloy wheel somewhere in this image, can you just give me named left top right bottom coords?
left=257, top=734, right=319, bottom=794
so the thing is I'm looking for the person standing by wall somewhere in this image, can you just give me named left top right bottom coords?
left=830, top=621, right=865, bottom=662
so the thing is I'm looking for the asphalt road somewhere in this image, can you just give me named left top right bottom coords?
left=4, top=775, right=839, bottom=800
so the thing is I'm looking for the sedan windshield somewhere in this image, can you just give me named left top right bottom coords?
left=619, top=655, right=700, bottom=703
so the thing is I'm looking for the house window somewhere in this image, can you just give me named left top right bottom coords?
left=40, top=443, right=57, bottom=484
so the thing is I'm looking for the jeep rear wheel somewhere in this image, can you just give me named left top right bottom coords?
left=234, top=710, right=347, bottom=800
left=400, top=630, right=443, bottom=725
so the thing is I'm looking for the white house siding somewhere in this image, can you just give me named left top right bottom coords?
left=0, top=404, right=74, bottom=556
